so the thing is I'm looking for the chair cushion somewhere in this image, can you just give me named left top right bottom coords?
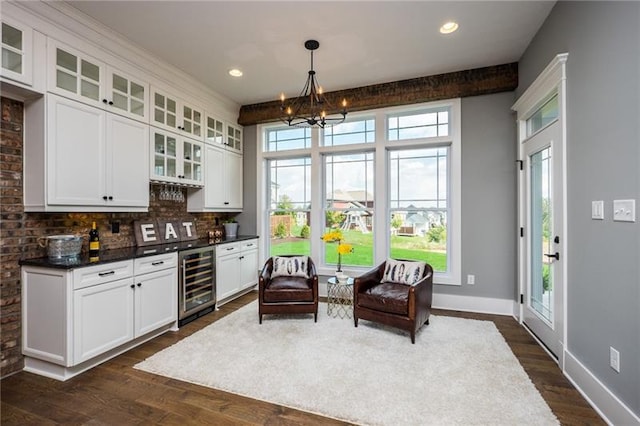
left=358, top=282, right=409, bottom=315
left=272, top=256, right=309, bottom=278
left=381, top=259, right=426, bottom=285
left=264, top=276, right=314, bottom=303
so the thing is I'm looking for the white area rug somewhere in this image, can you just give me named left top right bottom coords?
left=135, top=302, right=559, bottom=425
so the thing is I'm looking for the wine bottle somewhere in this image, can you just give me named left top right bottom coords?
left=89, top=221, right=100, bottom=259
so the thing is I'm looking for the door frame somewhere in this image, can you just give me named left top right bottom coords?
left=512, top=53, right=568, bottom=369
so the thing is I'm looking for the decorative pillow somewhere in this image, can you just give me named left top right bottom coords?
left=381, top=259, right=426, bottom=286
left=272, top=256, right=309, bottom=278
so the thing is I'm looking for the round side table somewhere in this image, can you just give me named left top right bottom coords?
left=327, top=276, right=354, bottom=319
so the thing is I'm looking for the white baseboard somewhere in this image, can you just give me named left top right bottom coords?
left=564, top=350, right=640, bottom=426
left=432, top=293, right=513, bottom=316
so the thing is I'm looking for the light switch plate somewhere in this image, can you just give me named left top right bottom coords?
left=613, top=199, right=636, bottom=222
left=591, top=201, right=604, bottom=220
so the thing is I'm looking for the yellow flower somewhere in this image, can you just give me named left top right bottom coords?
left=321, top=230, right=343, bottom=243
left=337, top=243, right=353, bottom=255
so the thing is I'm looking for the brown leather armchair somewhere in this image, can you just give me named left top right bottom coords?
left=258, top=255, right=319, bottom=323
left=354, top=260, right=433, bottom=343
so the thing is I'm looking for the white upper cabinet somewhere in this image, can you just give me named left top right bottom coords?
left=48, top=40, right=149, bottom=122
left=1, top=17, right=33, bottom=85
left=42, top=94, right=149, bottom=211
left=205, top=114, right=243, bottom=153
left=187, top=142, right=242, bottom=212
left=150, top=127, right=204, bottom=186
left=152, top=86, right=204, bottom=140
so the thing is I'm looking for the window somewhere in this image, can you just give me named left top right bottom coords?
left=266, top=126, right=311, bottom=152
left=267, top=157, right=311, bottom=257
left=527, top=94, right=558, bottom=136
left=258, top=99, right=461, bottom=285
left=389, top=147, right=449, bottom=272
left=388, top=108, right=449, bottom=141
left=323, top=118, right=375, bottom=146
left=324, top=153, right=374, bottom=268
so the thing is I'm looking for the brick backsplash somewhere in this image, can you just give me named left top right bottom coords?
left=0, top=96, right=230, bottom=377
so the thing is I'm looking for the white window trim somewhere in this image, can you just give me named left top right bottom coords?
left=257, top=98, right=461, bottom=286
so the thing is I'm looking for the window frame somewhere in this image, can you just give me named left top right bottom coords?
left=257, top=99, right=461, bottom=285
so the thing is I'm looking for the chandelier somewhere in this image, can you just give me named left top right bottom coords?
left=280, top=40, right=347, bottom=128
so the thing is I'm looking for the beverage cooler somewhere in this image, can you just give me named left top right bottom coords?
left=178, top=246, right=216, bottom=326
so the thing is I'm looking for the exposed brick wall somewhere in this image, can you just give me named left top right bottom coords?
left=1, top=97, right=24, bottom=377
left=0, top=96, right=229, bottom=377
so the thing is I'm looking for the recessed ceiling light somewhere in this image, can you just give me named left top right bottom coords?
left=228, top=68, right=243, bottom=77
left=440, top=21, right=459, bottom=34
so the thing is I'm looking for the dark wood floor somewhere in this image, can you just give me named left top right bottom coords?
left=2, top=291, right=604, bottom=425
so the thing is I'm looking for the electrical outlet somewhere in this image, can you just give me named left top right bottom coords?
left=467, top=274, right=475, bottom=285
left=111, top=221, right=120, bottom=234
left=610, top=346, right=620, bottom=373
left=613, top=199, right=636, bottom=222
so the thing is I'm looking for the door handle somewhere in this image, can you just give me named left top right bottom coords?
left=544, top=252, right=560, bottom=261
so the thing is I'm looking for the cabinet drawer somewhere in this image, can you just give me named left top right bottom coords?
left=216, top=242, right=241, bottom=259
left=134, top=252, right=177, bottom=275
left=73, top=260, right=133, bottom=290
left=241, top=239, right=258, bottom=251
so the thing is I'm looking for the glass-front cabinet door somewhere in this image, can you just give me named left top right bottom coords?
left=153, top=91, right=178, bottom=130
left=49, top=41, right=104, bottom=106
left=181, top=139, right=203, bottom=185
left=1, top=18, right=32, bottom=85
left=206, top=116, right=225, bottom=146
left=227, top=124, right=243, bottom=153
left=182, top=105, right=203, bottom=139
left=150, top=128, right=203, bottom=186
left=107, top=69, right=148, bottom=122
left=152, top=129, right=177, bottom=181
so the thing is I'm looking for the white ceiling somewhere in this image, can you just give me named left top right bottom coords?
left=66, top=1, right=555, bottom=106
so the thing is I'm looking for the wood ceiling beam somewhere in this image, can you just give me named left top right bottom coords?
left=237, top=62, right=518, bottom=126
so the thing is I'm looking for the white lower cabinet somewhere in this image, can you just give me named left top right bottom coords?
left=216, top=239, right=259, bottom=302
left=22, top=253, right=177, bottom=381
left=73, top=276, right=134, bottom=364
left=134, top=254, right=178, bottom=336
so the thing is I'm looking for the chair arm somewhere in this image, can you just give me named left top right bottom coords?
left=259, top=261, right=272, bottom=286
left=354, top=265, right=382, bottom=295
left=410, top=266, right=433, bottom=317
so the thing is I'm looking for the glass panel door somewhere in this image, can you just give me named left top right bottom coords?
left=522, top=121, right=563, bottom=358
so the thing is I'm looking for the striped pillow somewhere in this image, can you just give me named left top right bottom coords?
left=272, top=256, right=309, bottom=278
left=381, top=259, right=426, bottom=286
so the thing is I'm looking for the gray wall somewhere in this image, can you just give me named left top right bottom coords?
left=241, top=92, right=519, bottom=302
left=237, top=125, right=258, bottom=236
left=518, top=1, right=639, bottom=415
left=438, top=92, right=518, bottom=300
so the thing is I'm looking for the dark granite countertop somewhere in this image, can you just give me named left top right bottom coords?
left=19, top=235, right=259, bottom=270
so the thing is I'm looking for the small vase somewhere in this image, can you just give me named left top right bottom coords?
left=224, top=222, right=238, bottom=238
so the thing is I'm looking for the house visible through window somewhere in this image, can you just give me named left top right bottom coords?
left=389, top=147, right=449, bottom=272
left=324, top=152, right=375, bottom=268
